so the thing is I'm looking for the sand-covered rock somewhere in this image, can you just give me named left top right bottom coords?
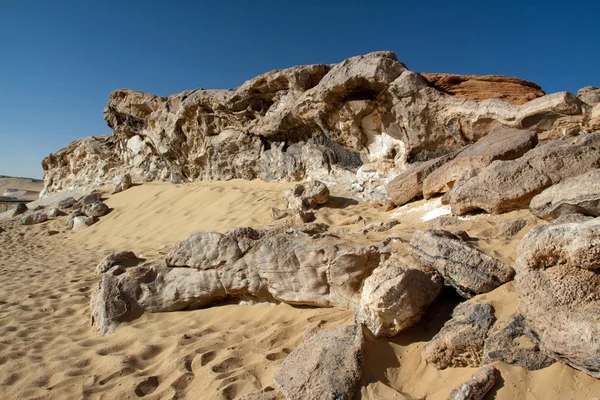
left=447, top=365, right=497, bottom=400
left=514, top=218, right=600, bottom=377
left=482, top=314, right=554, bottom=370
left=356, top=259, right=443, bottom=337
left=273, top=325, right=364, bottom=400
left=423, top=302, right=495, bottom=369
left=422, top=127, right=537, bottom=198
left=449, top=133, right=600, bottom=215
left=283, top=180, right=330, bottom=211
left=409, top=229, right=514, bottom=298
left=529, top=169, right=600, bottom=220
left=422, top=73, right=545, bottom=104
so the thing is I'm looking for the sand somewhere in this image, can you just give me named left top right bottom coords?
left=1, top=179, right=599, bottom=399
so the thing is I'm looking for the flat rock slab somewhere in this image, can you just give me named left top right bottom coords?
left=274, top=325, right=364, bottom=400
left=514, top=218, right=600, bottom=378
left=529, top=169, right=600, bottom=220
left=409, top=229, right=514, bottom=298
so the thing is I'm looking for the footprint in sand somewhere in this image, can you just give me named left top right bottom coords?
left=134, top=376, right=159, bottom=397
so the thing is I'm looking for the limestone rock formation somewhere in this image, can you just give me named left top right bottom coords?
left=449, top=133, right=600, bottom=215
left=273, top=325, right=364, bottom=400
left=283, top=180, right=330, bottom=211
left=20, top=212, right=48, bottom=225
left=514, top=218, right=600, bottom=378
left=578, top=86, right=600, bottom=106
left=447, top=365, right=497, bottom=400
left=482, top=314, right=554, bottom=370
left=91, top=225, right=385, bottom=334
left=42, top=52, right=589, bottom=199
left=423, top=302, right=495, bottom=369
left=356, top=258, right=443, bottom=337
left=529, top=169, right=600, bottom=220
left=422, top=73, right=545, bottom=104
left=422, top=127, right=537, bottom=198
left=95, top=251, right=140, bottom=274
left=409, top=230, right=514, bottom=298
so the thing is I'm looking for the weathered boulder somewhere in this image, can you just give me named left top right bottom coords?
left=70, top=215, right=96, bottom=231
left=57, top=197, right=76, bottom=209
left=356, top=259, right=443, bottom=337
left=498, top=219, right=527, bottom=237
left=422, top=73, right=545, bottom=105
left=20, top=212, right=48, bottom=225
left=578, top=86, right=600, bottom=106
left=113, top=173, right=132, bottom=194
left=95, top=251, right=140, bottom=274
left=447, top=365, right=496, bottom=400
left=283, top=180, right=330, bottom=211
left=48, top=207, right=65, bottom=218
left=409, top=230, right=514, bottom=298
left=514, top=218, right=600, bottom=377
left=273, top=325, right=364, bottom=400
left=92, top=225, right=384, bottom=334
left=449, top=133, right=600, bottom=215
left=386, top=153, right=455, bottom=206
left=529, top=169, right=600, bottom=220
left=482, top=314, right=554, bottom=370
left=82, top=200, right=110, bottom=217
left=12, top=202, right=28, bottom=216
left=422, top=127, right=537, bottom=198
left=73, top=192, right=102, bottom=209
left=423, top=302, right=495, bottom=369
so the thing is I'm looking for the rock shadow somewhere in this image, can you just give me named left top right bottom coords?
left=324, top=196, right=359, bottom=209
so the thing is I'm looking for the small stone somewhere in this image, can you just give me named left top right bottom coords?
left=20, top=213, right=48, bottom=226
left=82, top=201, right=109, bottom=217
left=447, top=365, right=496, bottom=400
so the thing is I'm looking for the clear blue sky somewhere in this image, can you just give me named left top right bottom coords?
left=1, top=0, right=598, bottom=179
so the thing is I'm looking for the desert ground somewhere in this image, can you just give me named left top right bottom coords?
left=1, top=178, right=599, bottom=399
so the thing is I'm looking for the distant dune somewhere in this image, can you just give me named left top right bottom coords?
left=0, top=175, right=44, bottom=201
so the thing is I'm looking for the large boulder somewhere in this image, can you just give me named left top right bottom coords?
left=95, top=251, right=140, bottom=274
left=449, top=133, right=600, bottom=215
left=409, top=229, right=514, bottom=298
left=514, top=218, right=600, bottom=378
left=92, top=225, right=384, bottom=334
left=578, top=86, right=600, bottom=106
left=422, top=127, right=537, bottom=198
left=422, top=73, right=545, bottom=105
left=273, top=325, right=365, bottom=400
left=423, top=301, right=495, bottom=369
left=356, top=258, right=443, bottom=337
left=447, top=365, right=497, bottom=400
left=529, top=169, right=600, bottom=220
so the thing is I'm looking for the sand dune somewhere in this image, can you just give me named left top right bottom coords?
left=1, top=180, right=599, bottom=399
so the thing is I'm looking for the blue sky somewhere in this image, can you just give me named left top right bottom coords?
left=1, top=0, right=598, bottom=179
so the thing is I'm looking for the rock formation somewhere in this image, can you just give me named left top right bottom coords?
left=514, top=218, right=600, bottom=378
left=422, top=73, right=545, bottom=104
left=42, top=52, right=591, bottom=200
left=529, top=169, right=600, bottom=220
left=409, top=230, right=514, bottom=298
left=273, top=325, right=365, bottom=400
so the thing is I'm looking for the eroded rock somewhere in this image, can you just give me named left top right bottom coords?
left=409, top=230, right=514, bottom=298
left=498, top=219, right=527, bottom=237
left=273, top=325, right=364, bottom=400
left=70, top=215, right=96, bottom=231
left=578, top=86, right=600, bottom=106
left=82, top=201, right=109, bottom=217
left=283, top=180, right=330, bottom=211
left=113, top=173, right=132, bottom=194
left=20, top=212, right=48, bottom=226
left=423, top=302, right=495, bottom=369
left=57, top=197, right=76, bottom=209
left=12, top=202, right=28, bottom=217
left=514, top=218, right=600, bottom=377
left=447, top=365, right=496, bottom=400
left=95, top=251, right=140, bottom=274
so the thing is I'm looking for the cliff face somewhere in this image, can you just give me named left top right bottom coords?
left=42, top=51, right=591, bottom=198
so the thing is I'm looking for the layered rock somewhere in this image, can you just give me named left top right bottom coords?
left=356, top=258, right=443, bottom=337
left=514, top=218, right=600, bottom=378
left=448, top=133, right=600, bottom=215
left=421, top=127, right=537, bottom=198
left=423, top=301, right=495, bottom=369
left=422, top=73, right=545, bottom=105
left=408, top=230, right=514, bottom=298
left=273, top=325, right=364, bottom=400
left=42, top=52, right=589, bottom=199
left=91, top=224, right=384, bottom=335
left=529, top=169, right=600, bottom=220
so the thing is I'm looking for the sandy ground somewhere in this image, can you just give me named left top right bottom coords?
left=1, top=179, right=599, bottom=399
